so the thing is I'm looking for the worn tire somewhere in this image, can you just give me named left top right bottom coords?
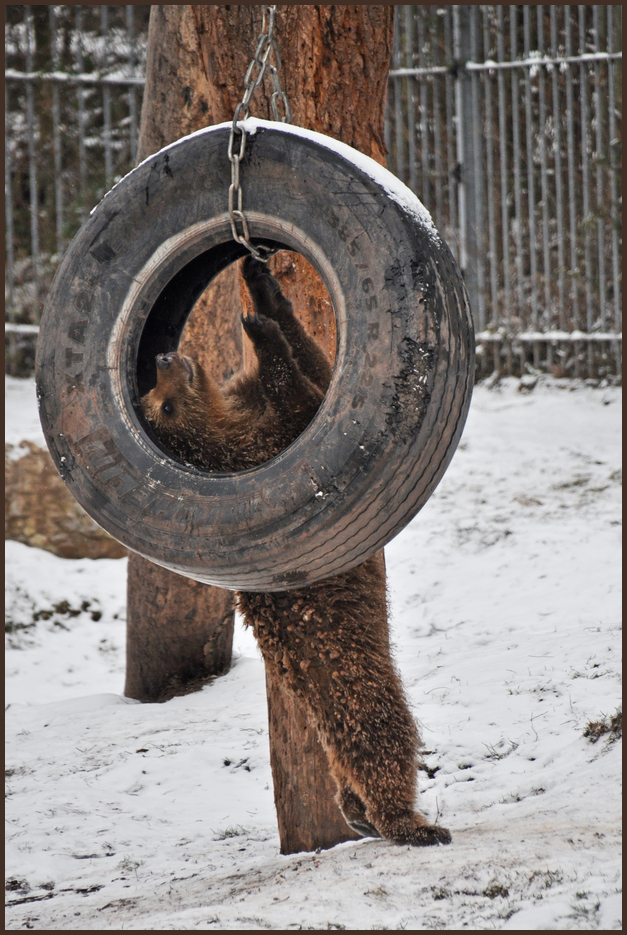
left=36, top=119, right=474, bottom=591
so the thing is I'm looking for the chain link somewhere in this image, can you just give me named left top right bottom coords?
left=227, top=5, right=291, bottom=261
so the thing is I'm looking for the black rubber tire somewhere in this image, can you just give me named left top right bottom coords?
left=36, top=120, right=474, bottom=591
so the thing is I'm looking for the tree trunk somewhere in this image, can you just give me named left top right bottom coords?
left=128, top=4, right=394, bottom=852
left=126, top=6, right=245, bottom=707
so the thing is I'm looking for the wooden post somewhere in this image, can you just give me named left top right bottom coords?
left=125, top=6, right=245, bottom=707
left=128, top=5, right=395, bottom=851
left=125, top=556, right=234, bottom=704
left=266, top=668, right=361, bottom=854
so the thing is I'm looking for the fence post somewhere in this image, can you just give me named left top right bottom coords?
left=454, top=6, right=480, bottom=327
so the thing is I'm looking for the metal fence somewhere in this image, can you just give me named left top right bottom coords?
left=5, top=6, right=623, bottom=380
left=385, top=5, right=622, bottom=378
left=5, top=4, right=148, bottom=374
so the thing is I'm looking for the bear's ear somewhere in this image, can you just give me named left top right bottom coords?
left=181, top=356, right=194, bottom=384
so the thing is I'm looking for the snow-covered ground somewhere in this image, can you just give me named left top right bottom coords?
left=5, top=374, right=622, bottom=931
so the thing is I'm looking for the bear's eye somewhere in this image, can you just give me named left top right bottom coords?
left=161, top=401, right=174, bottom=416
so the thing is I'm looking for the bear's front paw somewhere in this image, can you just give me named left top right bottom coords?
left=242, top=256, right=283, bottom=310
left=241, top=310, right=272, bottom=337
left=242, top=255, right=275, bottom=286
left=241, top=312, right=290, bottom=355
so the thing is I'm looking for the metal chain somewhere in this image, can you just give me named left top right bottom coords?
left=227, top=5, right=291, bottom=261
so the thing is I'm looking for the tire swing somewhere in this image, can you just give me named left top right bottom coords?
left=36, top=118, right=474, bottom=592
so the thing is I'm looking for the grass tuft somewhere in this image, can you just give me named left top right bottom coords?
left=583, top=707, right=622, bottom=743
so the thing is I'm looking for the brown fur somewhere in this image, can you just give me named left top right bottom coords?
left=142, top=256, right=451, bottom=846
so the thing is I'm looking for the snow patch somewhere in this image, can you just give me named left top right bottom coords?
left=93, top=118, right=438, bottom=238
left=5, top=375, right=623, bottom=930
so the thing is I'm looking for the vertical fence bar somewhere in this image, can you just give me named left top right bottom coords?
left=578, top=5, right=594, bottom=377
left=606, top=6, right=621, bottom=352
left=101, top=6, right=113, bottom=190
left=5, top=80, right=16, bottom=368
left=537, top=9, right=552, bottom=341
left=50, top=6, right=64, bottom=254
left=76, top=6, right=87, bottom=218
left=496, top=7, right=511, bottom=318
left=592, top=6, right=606, bottom=333
left=444, top=8, right=458, bottom=259
left=483, top=9, right=498, bottom=324
left=510, top=8, right=524, bottom=315
left=470, top=7, right=485, bottom=330
left=432, top=10, right=443, bottom=233
left=536, top=9, right=551, bottom=371
left=25, top=6, right=40, bottom=314
left=417, top=8, right=428, bottom=203
left=453, top=7, right=465, bottom=269
left=127, top=5, right=138, bottom=163
left=550, top=6, right=566, bottom=331
left=454, top=8, right=469, bottom=311
left=454, top=7, right=479, bottom=317
left=523, top=7, right=539, bottom=366
left=404, top=6, right=417, bottom=195
left=564, top=8, right=580, bottom=375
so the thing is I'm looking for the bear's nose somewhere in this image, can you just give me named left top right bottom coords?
left=156, top=352, right=176, bottom=370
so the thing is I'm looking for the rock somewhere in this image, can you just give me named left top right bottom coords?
left=5, top=440, right=127, bottom=559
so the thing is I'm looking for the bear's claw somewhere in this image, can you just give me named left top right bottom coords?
left=241, top=311, right=270, bottom=335
left=344, top=818, right=383, bottom=839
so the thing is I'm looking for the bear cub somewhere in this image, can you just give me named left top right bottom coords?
left=142, top=255, right=451, bottom=847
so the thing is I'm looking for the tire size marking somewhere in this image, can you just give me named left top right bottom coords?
left=65, top=306, right=91, bottom=388
left=328, top=212, right=364, bottom=257
left=74, top=291, right=92, bottom=312
left=65, top=372, right=84, bottom=390
left=65, top=348, right=83, bottom=368
left=68, top=319, right=88, bottom=345
left=361, top=277, right=379, bottom=312
left=64, top=345, right=84, bottom=389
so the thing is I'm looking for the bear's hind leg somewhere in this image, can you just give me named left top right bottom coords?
left=334, top=752, right=452, bottom=847
left=314, top=671, right=452, bottom=847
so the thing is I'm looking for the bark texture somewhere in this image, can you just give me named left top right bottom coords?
left=129, top=4, right=394, bottom=851
left=266, top=671, right=359, bottom=855
left=127, top=5, right=244, bottom=706
left=125, top=555, right=234, bottom=703
left=190, top=5, right=392, bottom=162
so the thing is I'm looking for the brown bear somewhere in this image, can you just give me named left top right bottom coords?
left=141, top=256, right=451, bottom=847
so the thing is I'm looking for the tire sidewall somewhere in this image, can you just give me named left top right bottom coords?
left=36, top=123, right=473, bottom=590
